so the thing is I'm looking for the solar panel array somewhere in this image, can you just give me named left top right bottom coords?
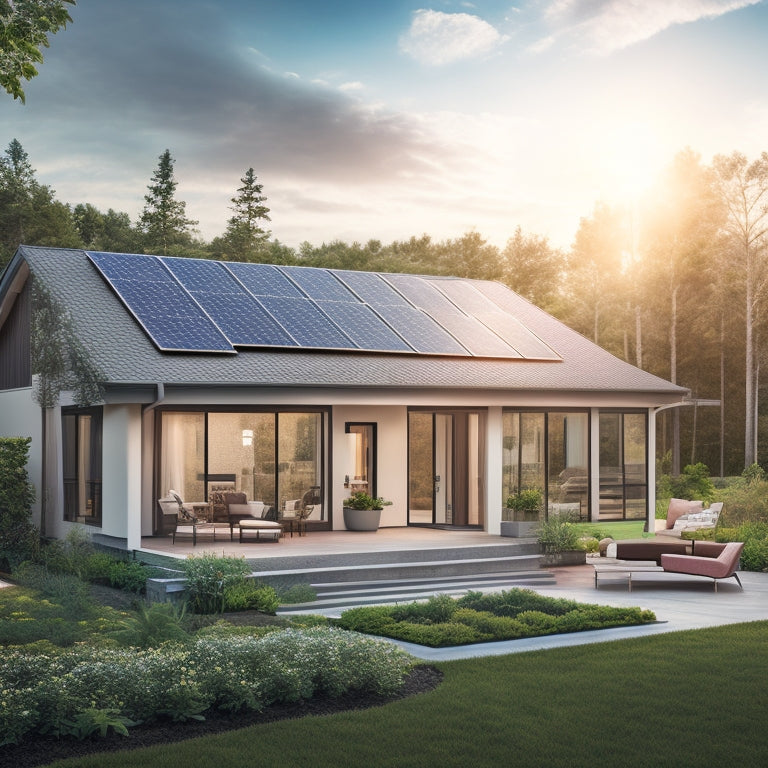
left=86, top=251, right=560, bottom=360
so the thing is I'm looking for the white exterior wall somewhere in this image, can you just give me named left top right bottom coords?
left=332, top=405, right=408, bottom=528
left=101, top=404, right=143, bottom=548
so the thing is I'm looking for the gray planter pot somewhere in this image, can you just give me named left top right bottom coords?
left=539, top=550, right=587, bottom=567
left=343, top=507, right=381, bottom=531
left=500, top=520, right=539, bottom=538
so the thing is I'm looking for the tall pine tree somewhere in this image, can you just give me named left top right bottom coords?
left=139, top=149, right=197, bottom=255
left=222, top=167, right=271, bottom=262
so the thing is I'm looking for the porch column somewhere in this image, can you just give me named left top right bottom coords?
left=647, top=407, right=657, bottom=534
left=486, top=407, right=503, bottom=535
left=589, top=409, right=600, bottom=522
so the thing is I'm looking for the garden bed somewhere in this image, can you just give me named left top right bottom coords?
left=335, top=589, right=657, bottom=647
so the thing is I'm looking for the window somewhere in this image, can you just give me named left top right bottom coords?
left=62, top=407, right=102, bottom=525
left=344, top=423, right=376, bottom=496
left=502, top=410, right=588, bottom=520
left=157, top=409, right=326, bottom=530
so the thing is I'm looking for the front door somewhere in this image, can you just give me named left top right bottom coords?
left=408, top=410, right=485, bottom=527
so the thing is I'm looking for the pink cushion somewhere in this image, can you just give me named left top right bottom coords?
left=666, top=498, right=693, bottom=528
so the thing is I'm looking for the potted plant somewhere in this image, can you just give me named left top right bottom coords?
left=536, top=516, right=587, bottom=566
left=342, top=491, right=391, bottom=531
left=500, top=488, right=543, bottom=537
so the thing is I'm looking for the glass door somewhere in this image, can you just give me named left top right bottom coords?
left=408, top=410, right=485, bottom=527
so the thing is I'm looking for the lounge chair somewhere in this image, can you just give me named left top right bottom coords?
left=661, top=541, right=744, bottom=591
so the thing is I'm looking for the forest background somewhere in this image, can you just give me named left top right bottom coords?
left=2, top=138, right=768, bottom=479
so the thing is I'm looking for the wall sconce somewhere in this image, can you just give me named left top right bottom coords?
left=242, top=429, right=253, bottom=447
left=344, top=474, right=350, bottom=488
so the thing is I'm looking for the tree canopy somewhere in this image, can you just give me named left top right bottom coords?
left=0, top=0, right=75, bottom=102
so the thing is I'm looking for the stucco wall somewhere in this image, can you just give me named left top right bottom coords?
left=332, top=405, right=408, bottom=528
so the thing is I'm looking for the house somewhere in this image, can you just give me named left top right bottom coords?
left=0, top=245, right=688, bottom=550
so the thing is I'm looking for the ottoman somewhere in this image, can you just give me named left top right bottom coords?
left=238, top=518, right=283, bottom=542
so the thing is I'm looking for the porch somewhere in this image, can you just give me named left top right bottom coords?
left=139, top=527, right=552, bottom=604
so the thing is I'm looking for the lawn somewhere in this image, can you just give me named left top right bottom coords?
left=573, top=520, right=648, bottom=540
left=42, top=621, right=768, bottom=768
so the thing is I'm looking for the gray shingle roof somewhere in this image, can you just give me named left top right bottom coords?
left=7, top=245, right=687, bottom=399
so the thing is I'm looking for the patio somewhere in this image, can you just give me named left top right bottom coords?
left=139, top=526, right=516, bottom=562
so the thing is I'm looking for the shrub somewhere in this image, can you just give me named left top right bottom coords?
left=0, top=628, right=413, bottom=745
left=111, top=602, right=190, bottom=648
left=278, top=583, right=318, bottom=604
left=0, top=437, right=38, bottom=570
left=740, top=538, right=768, bottom=572
left=537, top=516, right=579, bottom=553
left=108, top=559, right=151, bottom=593
left=222, top=580, right=279, bottom=613
left=657, top=462, right=716, bottom=504
left=181, top=554, right=251, bottom=614
left=390, top=594, right=457, bottom=624
left=717, top=479, right=768, bottom=526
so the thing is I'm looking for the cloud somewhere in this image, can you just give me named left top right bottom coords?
left=399, top=9, right=509, bottom=65
left=541, top=0, right=762, bottom=55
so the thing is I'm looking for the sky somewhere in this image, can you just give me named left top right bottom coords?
left=2, top=0, right=768, bottom=250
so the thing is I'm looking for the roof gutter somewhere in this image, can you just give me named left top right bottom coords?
left=654, top=397, right=720, bottom=414
left=141, top=383, right=165, bottom=414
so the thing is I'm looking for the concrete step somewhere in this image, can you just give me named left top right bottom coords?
left=252, top=553, right=543, bottom=590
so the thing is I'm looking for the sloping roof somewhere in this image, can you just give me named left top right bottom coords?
left=2, top=245, right=687, bottom=400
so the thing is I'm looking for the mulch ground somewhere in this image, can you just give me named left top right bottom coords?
left=2, top=583, right=443, bottom=768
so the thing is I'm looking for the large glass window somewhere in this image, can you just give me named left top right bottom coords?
left=62, top=407, right=102, bottom=525
left=599, top=412, right=647, bottom=520
left=503, top=410, right=588, bottom=520
left=158, top=409, right=326, bottom=529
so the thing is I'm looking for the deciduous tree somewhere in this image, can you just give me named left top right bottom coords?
left=0, top=0, right=75, bottom=102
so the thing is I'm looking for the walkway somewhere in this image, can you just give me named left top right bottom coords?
left=378, top=563, right=768, bottom=661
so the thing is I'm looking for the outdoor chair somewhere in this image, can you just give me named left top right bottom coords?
left=661, top=541, right=744, bottom=590
left=159, top=492, right=214, bottom=545
left=657, top=499, right=721, bottom=538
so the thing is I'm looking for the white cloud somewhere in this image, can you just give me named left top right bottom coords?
left=339, top=81, right=364, bottom=92
left=399, top=9, right=509, bottom=65
left=541, top=0, right=762, bottom=55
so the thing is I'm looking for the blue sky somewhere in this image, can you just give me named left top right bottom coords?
left=2, top=0, right=767, bottom=249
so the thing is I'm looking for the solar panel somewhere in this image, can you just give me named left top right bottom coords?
left=315, top=300, right=412, bottom=352
left=87, top=252, right=233, bottom=352
left=333, top=270, right=410, bottom=305
left=385, top=274, right=458, bottom=312
left=161, top=257, right=297, bottom=347
left=375, top=303, right=469, bottom=356
left=427, top=308, right=522, bottom=358
left=87, top=252, right=560, bottom=360
left=257, top=295, right=355, bottom=349
left=280, top=266, right=358, bottom=302
left=226, top=262, right=305, bottom=298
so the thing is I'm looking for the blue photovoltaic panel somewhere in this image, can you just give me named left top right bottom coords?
left=280, top=266, right=358, bottom=302
left=258, top=295, right=356, bottom=349
left=109, top=278, right=233, bottom=352
left=162, top=256, right=238, bottom=293
left=87, top=252, right=233, bottom=352
left=427, top=309, right=522, bottom=358
left=385, top=274, right=458, bottom=313
left=226, top=262, right=305, bottom=298
left=471, top=281, right=560, bottom=360
left=334, top=270, right=410, bottom=306
left=431, top=278, right=494, bottom=315
left=162, top=257, right=297, bottom=347
left=375, top=303, right=469, bottom=356
left=315, top=300, right=412, bottom=352
left=88, top=251, right=170, bottom=282
left=88, top=251, right=559, bottom=359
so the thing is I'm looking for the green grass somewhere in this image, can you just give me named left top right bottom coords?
left=573, top=521, right=648, bottom=540
left=44, top=621, right=768, bottom=768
